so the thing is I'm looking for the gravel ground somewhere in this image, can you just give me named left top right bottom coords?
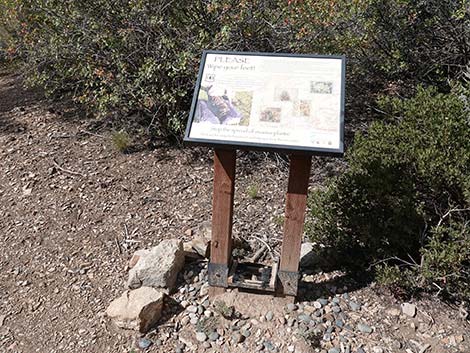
left=0, top=71, right=468, bottom=353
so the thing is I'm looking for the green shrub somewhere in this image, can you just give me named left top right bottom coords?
left=0, top=0, right=20, bottom=64
left=307, top=84, right=470, bottom=300
left=12, top=0, right=294, bottom=138
left=8, top=0, right=468, bottom=139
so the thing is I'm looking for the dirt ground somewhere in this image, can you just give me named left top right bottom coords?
left=0, top=71, right=468, bottom=353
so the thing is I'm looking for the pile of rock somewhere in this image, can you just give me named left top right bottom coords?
left=106, top=239, right=190, bottom=333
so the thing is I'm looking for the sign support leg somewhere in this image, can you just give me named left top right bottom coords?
left=208, top=149, right=236, bottom=297
left=278, top=155, right=312, bottom=297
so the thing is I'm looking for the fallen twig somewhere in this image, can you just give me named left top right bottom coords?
left=249, top=245, right=267, bottom=263
left=52, top=158, right=87, bottom=177
left=78, top=130, right=105, bottom=138
left=115, top=237, right=122, bottom=255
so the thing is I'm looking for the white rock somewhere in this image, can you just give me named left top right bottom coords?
left=106, top=287, right=165, bottom=333
left=299, top=242, right=319, bottom=268
left=196, top=332, right=207, bottom=342
left=181, top=316, right=190, bottom=325
left=184, top=236, right=210, bottom=258
left=401, top=302, right=417, bottom=317
left=127, top=239, right=185, bottom=291
left=128, top=249, right=151, bottom=269
left=313, top=301, right=322, bottom=309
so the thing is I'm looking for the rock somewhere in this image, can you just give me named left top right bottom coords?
left=318, top=298, right=329, bottom=306
left=137, top=337, right=153, bottom=350
left=106, top=287, right=165, bottom=333
left=357, top=323, right=372, bottom=334
left=313, top=309, right=323, bottom=317
left=357, top=348, right=366, bottom=353
left=313, top=301, right=323, bottom=309
left=298, top=314, right=312, bottom=324
left=300, top=242, right=319, bottom=267
left=263, top=340, right=274, bottom=351
left=387, top=308, right=401, bottom=316
left=265, top=311, right=274, bottom=321
left=232, top=332, right=245, bottom=344
left=127, top=239, right=185, bottom=291
left=187, top=305, right=198, bottom=313
left=195, top=332, right=207, bottom=342
left=349, top=301, right=361, bottom=311
left=208, top=332, right=219, bottom=341
left=183, top=242, right=200, bottom=260
left=335, top=319, right=344, bottom=328
left=286, top=303, right=297, bottom=313
left=332, top=306, right=341, bottom=313
left=183, top=236, right=210, bottom=259
left=129, top=249, right=151, bottom=269
left=401, top=303, right=416, bottom=317
left=328, top=348, right=340, bottom=353
left=199, top=283, right=209, bottom=297
left=241, top=328, right=251, bottom=337
left=190, top=236, right=210, bottom=258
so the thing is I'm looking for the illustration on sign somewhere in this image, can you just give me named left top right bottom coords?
left=184, top=51, right=345, bottom=155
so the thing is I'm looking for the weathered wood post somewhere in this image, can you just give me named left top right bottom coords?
left=278, top=155, right=312, bottom=297
left=208, top=149, right=236, bottom=296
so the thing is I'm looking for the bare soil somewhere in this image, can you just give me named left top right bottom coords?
left=0, top=71, right=468, bottom=353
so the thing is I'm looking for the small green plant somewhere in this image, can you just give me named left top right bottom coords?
left=111, top=130, right=131, bottom=153
left=213, top=300, right=235, bottom=319
left=246, top=184, right=260, bottom=199
left=307, top=84, right=470, bottom=300
left=195, top=316, right=219, bottom=335
left=273, top=215, right=285, bottom=227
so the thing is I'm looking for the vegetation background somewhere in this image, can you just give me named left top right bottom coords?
left=1, top=0, right=469, bottom=302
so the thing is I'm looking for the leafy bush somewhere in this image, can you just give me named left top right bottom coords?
left=0, top=0, right=20, bottom=64
left=6, top=0, right=468, bottom=138
left=307, top=84, right=470, bottom=300
left=287, top=0, right=470, bottom=122
left=11, top=0, right=294, bottom=138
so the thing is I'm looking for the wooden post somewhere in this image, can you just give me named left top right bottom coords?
left=278, top=154, right=312, bottom=297
left=208, top=149, right=236, bottom=297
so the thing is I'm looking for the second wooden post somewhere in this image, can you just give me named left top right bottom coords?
left=278, top=154, right=312, bottom=297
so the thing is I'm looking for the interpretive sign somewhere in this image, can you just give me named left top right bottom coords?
left=184, top=50, right=347, bottom=299
left=184, top=51, right=345, bottom=156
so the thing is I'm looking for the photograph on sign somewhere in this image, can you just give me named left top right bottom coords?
left=185, top=51, right=345, bottom=154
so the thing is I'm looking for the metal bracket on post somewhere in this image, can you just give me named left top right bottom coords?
left=277, top=270, right=299, bottom=296
left=208, top=262, right=229, bottom=287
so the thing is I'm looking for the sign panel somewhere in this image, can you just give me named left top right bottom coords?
left=184, top=51, right=345, bottom=155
